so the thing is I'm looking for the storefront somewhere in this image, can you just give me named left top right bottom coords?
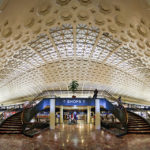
left=17, top=98, right=111, bottom=130
left=55, top=98, right=95, bottom=124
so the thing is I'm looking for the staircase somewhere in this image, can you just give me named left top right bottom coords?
left=127, top=111, right=150, bottom=134
left=0, top=112, right=23, bottom=134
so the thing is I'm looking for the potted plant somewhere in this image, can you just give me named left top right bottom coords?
left=68, top=80, right=79, bottom=98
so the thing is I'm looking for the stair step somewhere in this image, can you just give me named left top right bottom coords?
left=7, top=120, right=21, bottom=122
left=128, top=131, right=150, bottom=134
left=0, top=112, right=23, bottom=135
left=128, top=120, right=143, bottom=122
left=0, top=130, right=22, bottom=134
left=8, top=118, right=21, bottom=120
left=128, top=118, right=143, bottom=121
left=1, top=125, right=22, bottom=128
left=128, top=125, right=150, bottom=128
left=128, top=127, right=150, bottom=131
left=127, top=111, right=150, bottom=134
left=128, top=120, right=145, bottom=122
left=0, top=128, right=22, bottom=131
left=128, top=124, right=148, bottom=126
left=3, top=123, right=22, bottom=126
left=128, top=122, right=145, bottom=124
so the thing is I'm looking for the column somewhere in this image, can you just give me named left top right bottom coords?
left=60, top=105, right=63, bottom=124
left=50, top=98, right=55, bottom=129
left=87, top=106, right=91, bottom=124
left=95, top=99, right=101, bottom=129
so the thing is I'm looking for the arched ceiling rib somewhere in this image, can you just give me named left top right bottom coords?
left=0, top=0, right=150, bottom=103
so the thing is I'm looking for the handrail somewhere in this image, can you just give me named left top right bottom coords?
left=102, top=90, right=128, bottom=126
left=21, top=90, right=50, bottom=125
left=21, top=100, right=41, bottom=125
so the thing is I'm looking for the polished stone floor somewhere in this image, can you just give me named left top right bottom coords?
left=0, top=124, right=150, bottom=150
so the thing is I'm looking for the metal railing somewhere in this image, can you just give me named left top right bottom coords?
left=102, top=90, right=128, bottom=125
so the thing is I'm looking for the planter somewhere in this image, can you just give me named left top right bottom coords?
left=72, top=95, right=76, bottom=98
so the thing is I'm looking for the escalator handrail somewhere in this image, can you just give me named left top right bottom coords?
left=21, top=91, right=49, bottom=125
left=21, top=98, right=42, bottom=124
left=20, top=90, right=128, bottom=125
left=102, top=90, right=128, bottom=125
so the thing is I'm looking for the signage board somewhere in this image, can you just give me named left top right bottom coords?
left=56, top=98, right=95, bottom=106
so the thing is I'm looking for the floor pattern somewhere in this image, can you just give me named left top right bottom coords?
left=0, top=124, right=150, bottom=150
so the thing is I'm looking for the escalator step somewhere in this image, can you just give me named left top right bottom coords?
left=1, top=126, right=22, bottom=128
left=4, top=121, right=22, bottom=123
left=0, top=128, right=22, bottom=131
left=0, top=131, right=22, bottom=134
left=3, top=123, right=22, bottom=125
left=128, top=128, right=150, bottom=131
left=128, top=131, right=150, bottom=134
left=128, top=122, right=147, bottom=125
left=128, top=125, right=150, bottom=128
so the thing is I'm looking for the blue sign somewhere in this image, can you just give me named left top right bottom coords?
left=56, top=98, right=95, bottom=106
left=36, top=98, right=50, bottom=111
left=36, top=98, right=112, bottom=110
left=100, top=98, right=115, bottom=110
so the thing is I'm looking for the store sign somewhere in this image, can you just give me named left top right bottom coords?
left=55, top=98, right=95, bottom=106
left=38, top=98, right=110, bottom=109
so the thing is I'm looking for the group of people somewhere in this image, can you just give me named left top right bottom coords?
left=67, top=112, right=78, bottom=124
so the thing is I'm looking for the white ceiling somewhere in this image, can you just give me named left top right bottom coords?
left=0, top=0, right=150, bottom=104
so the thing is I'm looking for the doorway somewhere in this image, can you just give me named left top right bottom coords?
left=63, top=109, right=87, bottom=124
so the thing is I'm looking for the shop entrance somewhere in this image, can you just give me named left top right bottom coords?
left=63, top=108, right=87, bottom=124
left=56, top=106, right=95, bottom=125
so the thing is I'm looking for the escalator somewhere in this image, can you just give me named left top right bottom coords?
left=127, top=111, right=150, bottom=134
left=101, top=91, right=150, bottom=135
left=101, top=98, right=127, bottom=128
left=0, top=111, right=23, bottom=134
left=0, top=98, right=49, bottom=136
left=100, top=98, right=128, bottom=135
left=22, top=98, right=49, bottom=137
left=22, top=98, right=49, bottom=123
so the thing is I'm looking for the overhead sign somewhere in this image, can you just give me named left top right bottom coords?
left=37, top=98, right=110, bottom=109
left=55, top=98, right=95, bottom=106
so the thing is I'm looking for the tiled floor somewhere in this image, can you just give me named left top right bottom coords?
left=0, top=124, right=150, bottom=150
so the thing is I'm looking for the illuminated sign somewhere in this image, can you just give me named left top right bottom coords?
left=55, top=98, right=95, bottom=106
left=37, top=98, right=111, bottom=109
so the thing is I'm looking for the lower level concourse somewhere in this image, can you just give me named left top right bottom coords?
left=0, top=124, right=150, bottom=150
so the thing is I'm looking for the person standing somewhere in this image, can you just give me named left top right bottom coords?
left=69, top=113, right=71, bottom=124
left=71, top=113, right=74, bottom=123
left=93, top=89, right=98, bottom=99
left=118, top=96, right=122, bottom=109
left=74, top=111, right=77, bottom=124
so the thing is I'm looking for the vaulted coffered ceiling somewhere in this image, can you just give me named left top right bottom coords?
left=0, top=0, right=150, bottom=103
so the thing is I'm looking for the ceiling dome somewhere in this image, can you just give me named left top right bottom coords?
left=0, top=0, right=150, bottom=104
